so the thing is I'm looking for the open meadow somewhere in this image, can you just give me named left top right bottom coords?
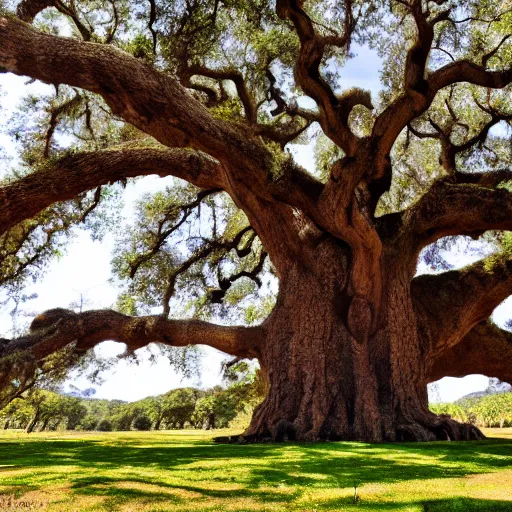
left=0, top=429, right=511, bottom=511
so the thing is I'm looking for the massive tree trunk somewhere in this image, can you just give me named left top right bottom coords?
left=241, top=241, right=484, bottom=442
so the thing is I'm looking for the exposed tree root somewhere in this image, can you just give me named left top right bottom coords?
left=214, top=416, right=485, bottom=444
left=396, top=415, right=485, bottom=442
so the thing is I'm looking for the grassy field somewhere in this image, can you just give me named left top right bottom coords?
left=0, top=429, right=511, bottom=511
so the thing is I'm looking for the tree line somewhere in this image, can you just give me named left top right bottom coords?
left=431, top=392, right=512, bottom=429
left=0, top=363, right=265, bottom=433
left=2, top=378, right=512, bottom=434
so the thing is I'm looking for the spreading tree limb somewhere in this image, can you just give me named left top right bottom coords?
left=0, top=308, right=264, bottom=361
left=0, top=16, right=272, bottom=174
left=406, top=179, right=512, bottom=250
left=428, top=321, right=512, bottom=384
left=413, top=253, right=512, bottom=358
left=0, top=147, right=223, bottom=236
left=0, top=15, right=326, bottom=274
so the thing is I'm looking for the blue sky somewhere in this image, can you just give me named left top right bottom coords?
left=0, top=42, right=508, bottom=403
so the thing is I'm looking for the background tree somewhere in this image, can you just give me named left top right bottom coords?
left=61, top=396, right=88, bottom=430
left=431, top=391, right=512, bottom=428
left=133, top=414, right=153, bottom=431
left=141, top=395, right=166, bottom=430
left=192, top=389, right=239, bottom=429
left=0, top=0, right=511, bottom=442
left=161, top=388, right=201, bottom=429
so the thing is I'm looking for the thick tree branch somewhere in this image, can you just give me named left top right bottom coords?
left=276, top=0, right=371, bottom=156
left=413, top=253, right=512, bottom=359
left=0, top=308, right=264, bottom=362
left=0, top=15, right=325, bottom=275
left=371, top=1, right=511, bottom=184
left=429, top=61, right=512, bottom=92
left=428, top=321, right=512, bottom=384
left=406, top=178, right=512, bottom=249
left=0, top=16, right=273, bottom=174
left=0, top=146, right=224, bottom=236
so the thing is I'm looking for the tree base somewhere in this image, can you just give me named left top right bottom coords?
left=396, top=415, right=485, bottom=442
left=214, top=416, right=485, bottom=444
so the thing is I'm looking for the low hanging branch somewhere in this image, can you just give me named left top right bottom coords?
left=0, top=308, right=265, bottom=362
left=0, top=308, right=263, bottom=410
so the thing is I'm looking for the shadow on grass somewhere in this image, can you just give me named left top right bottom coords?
left=72, top=474, right=301, bottom=505
left=317, top=496, right=512, bottom=511
left=0, top=435, right=511, bottom=509
left=422, top=497, right=512, bottom=511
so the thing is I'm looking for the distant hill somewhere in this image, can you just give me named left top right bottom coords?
left=65, top=387, right=97, bottom=399
left=456, top=379, right=511, bottom=404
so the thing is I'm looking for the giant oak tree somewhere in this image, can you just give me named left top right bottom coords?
left=0, top=0, right=512, bottom=441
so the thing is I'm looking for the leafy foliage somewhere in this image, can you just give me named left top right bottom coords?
left=0, top=362, right=265, bottom=432
left=430, top=391, right=512, bottom=428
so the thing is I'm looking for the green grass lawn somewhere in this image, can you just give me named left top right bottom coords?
left=0, top=429, right=511, bottom=511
